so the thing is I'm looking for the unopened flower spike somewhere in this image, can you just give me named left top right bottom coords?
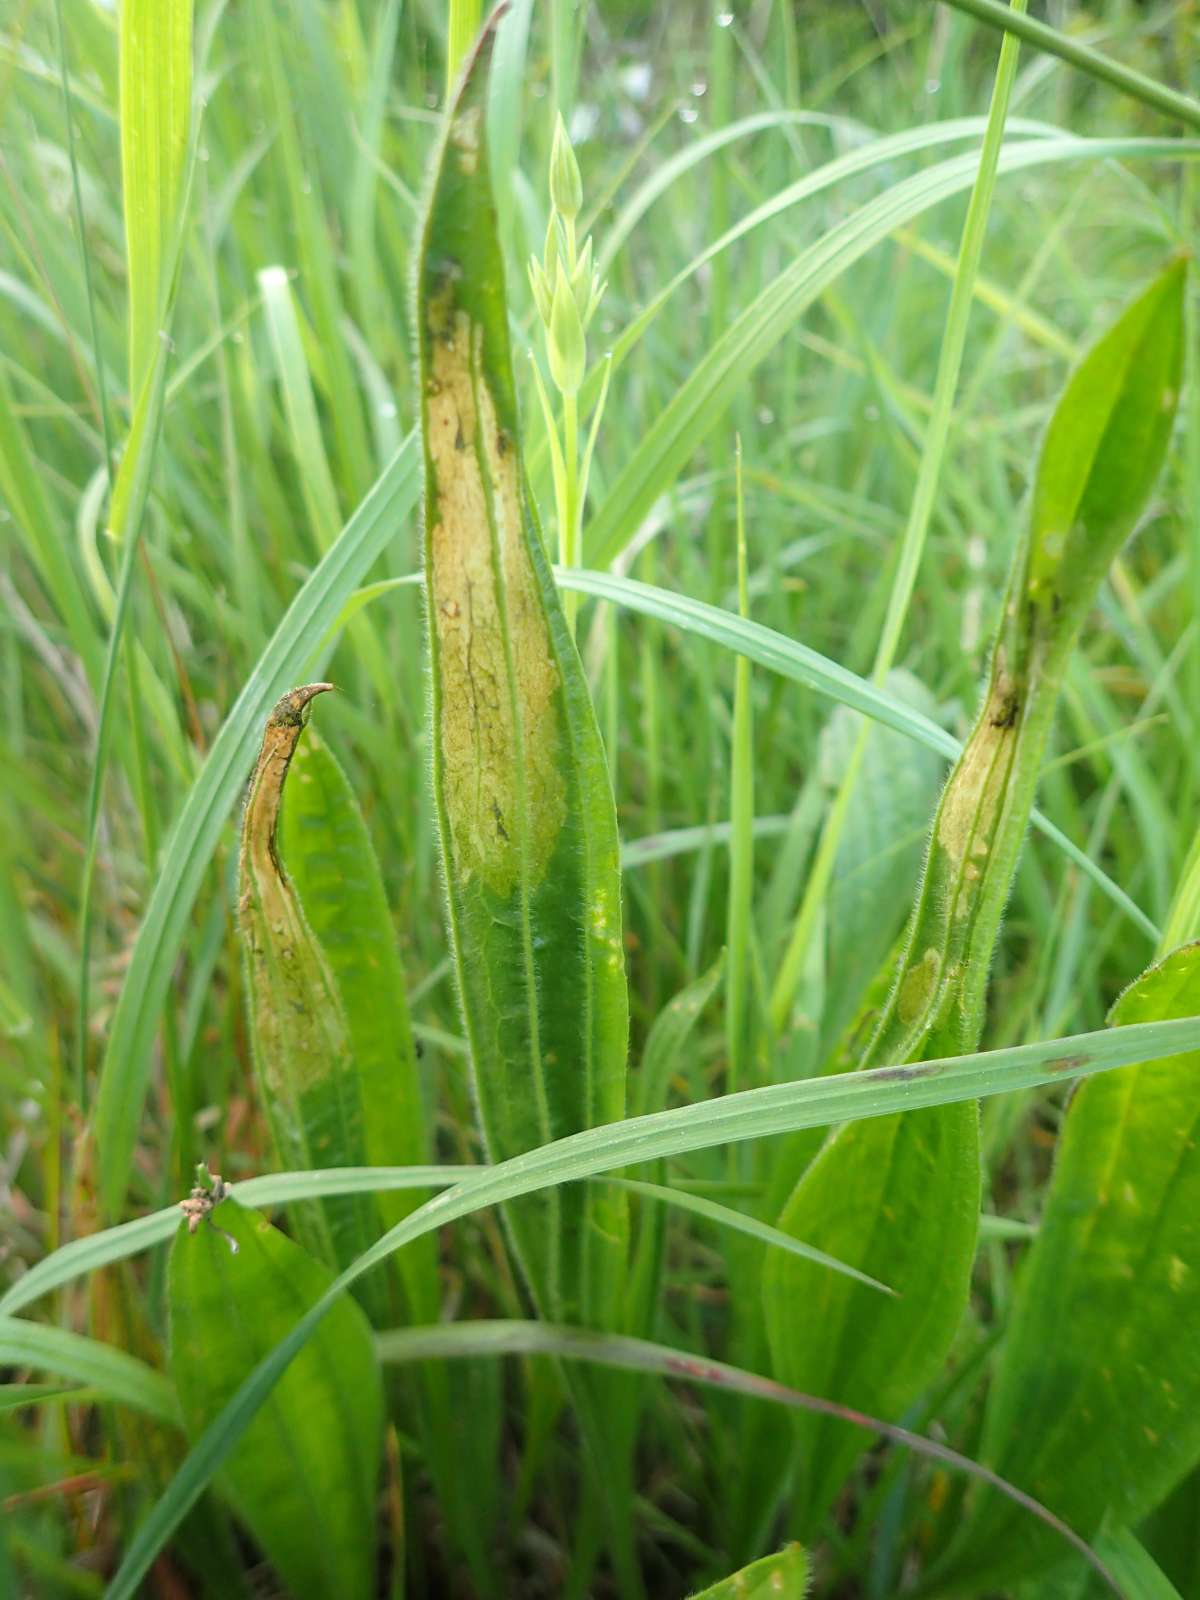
left=549, top=112, right=583, bottom=223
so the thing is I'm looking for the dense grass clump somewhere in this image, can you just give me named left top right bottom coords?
left=2, top=2, right=1200, bottom=1596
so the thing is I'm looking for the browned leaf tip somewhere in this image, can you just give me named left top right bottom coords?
left=266, top=682, right=335, bottom=730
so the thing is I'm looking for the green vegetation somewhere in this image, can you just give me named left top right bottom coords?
left=3, top=2, right=1200, bottom=1596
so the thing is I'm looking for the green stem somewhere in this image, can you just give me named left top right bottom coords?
left=561, top=388, right=581, bottom=632
left=941, top=0, right=1200, bottom=132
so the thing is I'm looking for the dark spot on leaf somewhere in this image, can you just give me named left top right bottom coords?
left=1046, top=1053, right=1089, bottom=1074
left=991, top=691, right=1021, bottom=730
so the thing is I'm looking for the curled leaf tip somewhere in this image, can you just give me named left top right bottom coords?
left=267, top=682, right=335, bottom=730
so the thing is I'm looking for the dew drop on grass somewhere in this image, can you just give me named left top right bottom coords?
left=679, top=105, right=699, bottom=124
left=716, top=11, right=734, bottom=27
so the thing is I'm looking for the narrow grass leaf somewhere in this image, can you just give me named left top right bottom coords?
left=257, top=266, right=344, bottom=551
left=93, top=435, right=420, bottom=1215
left=0, top=1384, right=88, bottom=1413
left=0, top=1166, right=471, bottom=1319
left=634, top=952, right=725, bottom=1119
left=559, top=568, right=1158, bottom=941
left=614, top=1178, right=893, bottom=1296
left=119, top=0, right=192, bottom=406
left=0, top=1318, right=178, bottom=1426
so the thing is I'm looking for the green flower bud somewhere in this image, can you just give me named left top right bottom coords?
left=548, top=261, right=586, bottom=395
left=549, top=112, right=583, bottom=222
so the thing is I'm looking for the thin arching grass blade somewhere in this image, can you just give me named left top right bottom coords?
left=92, top=435, right=420, bottom=1215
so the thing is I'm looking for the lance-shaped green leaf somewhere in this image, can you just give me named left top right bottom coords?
left=864, top=260, right=1185, bottom=1074
left=168, top=1195, right=382, bottom=1600
left=765, top=261, right=1186, bottom=1533
left=937, top=942, right=1200, bottom=1591
left=278, top=733, right=429, bottom=1235
left=416, top=26, right=628, bottom=1329
left=277, top=733, right=491, bottom=1578
left=237, top=685, right=384, bottom=1306
left=689, top=1545, right=810, bottom=1599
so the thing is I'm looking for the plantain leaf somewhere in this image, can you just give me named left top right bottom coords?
left=688, top=1545, right=810, bottom=1599
left=765, top=261, right=1186, bottom=1535
left=940, top=942, right=1200, bottom=1590
left=1093, top=1531, right=1186, bottom=1600
left=277, top=732, right=429, bottom=1230
left=416, top=23, right=627, bottom=1331
left=168, top=1196, right=382, bottom=1600
left=237, top=685, right=384, bottom=1303
left=278, top=732, right=487, bottom=1576
left=762, top=1101, right=980, bottom=1531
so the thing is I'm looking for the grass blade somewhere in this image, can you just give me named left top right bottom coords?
left=940, top=0, right=1200, bottom=131
left=559, top=568, right=1158, bottom=941
left=613, top=1178, right=893, bottom=1296
left=583, top=134, right=1198, bottom=573
left=92, top=436, right=420, bottom=1215
left=0, top=1317, right=178, bottom=1426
